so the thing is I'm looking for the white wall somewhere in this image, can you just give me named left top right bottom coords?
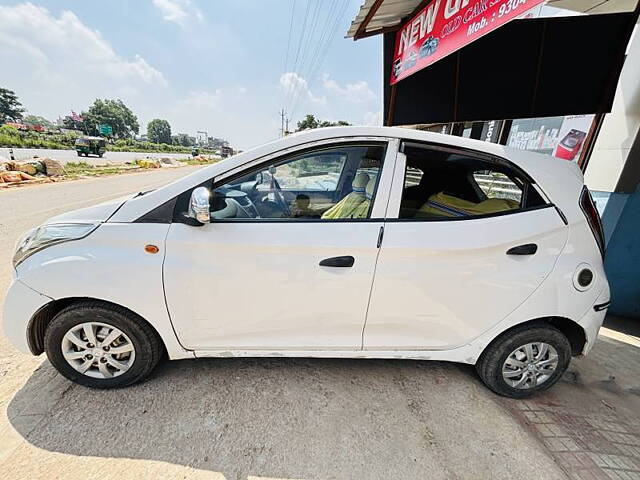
left=585, top=27, right=640, bottom=191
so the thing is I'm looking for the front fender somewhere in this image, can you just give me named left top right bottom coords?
left=16, top=223, right=193, bottom=360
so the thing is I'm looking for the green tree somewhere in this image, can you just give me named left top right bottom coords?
left=296, top=114, right=350, bottom=131
left=0, top=88, right=25, bottom=123
left=81, top=99, right=139, bottom=138
left=22, top=114, right=54, bottom=129
left=173, top=133, right=195, bottom=147
left=147, top=118, right=172, bottom=144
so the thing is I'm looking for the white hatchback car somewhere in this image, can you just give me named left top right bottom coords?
left=4, top=127, right=610, bottom=398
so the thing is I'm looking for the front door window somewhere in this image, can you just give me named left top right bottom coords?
left=211, top=144, right=386, bottom=220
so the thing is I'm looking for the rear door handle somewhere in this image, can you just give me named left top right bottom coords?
left=506, top=243, right=538, bottom=255
left=319, top=256, right=355, bottom=267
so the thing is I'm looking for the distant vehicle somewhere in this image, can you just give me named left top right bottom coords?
left=4, top=127, right=609, bottom=398
left=419, top=36, right=439, bottom=58
left=555, top=129, right=587, bottom=161
left=74, top=137, right=106, bottom=158
left=220, top=145, right=233, bottom=158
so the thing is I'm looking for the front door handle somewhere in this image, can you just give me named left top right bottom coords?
left=506, top=243, right=538, bottom=255
left=319, top=256, right=355, bottom=267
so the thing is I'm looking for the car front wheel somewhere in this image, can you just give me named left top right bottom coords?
left=44, top=301, right=163, bottom=388
left=476, top=323, right=571, bottom=398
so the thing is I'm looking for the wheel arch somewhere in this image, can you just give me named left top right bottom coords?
left=482, top=316, right=587, bottom=360
left=27, top=297, right=167, bottom=356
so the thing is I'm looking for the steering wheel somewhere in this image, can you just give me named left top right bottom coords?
left=270, top=176, right=292, bottom=218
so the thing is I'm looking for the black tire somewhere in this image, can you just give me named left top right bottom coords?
left=476, top=323, right=571, bottom=399
left=44, top=301, right=163, bottom=388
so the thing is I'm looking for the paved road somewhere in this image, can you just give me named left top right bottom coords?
left=0, top=171, right=638, bottom=479
left=1, top=147, right=193, bottom=166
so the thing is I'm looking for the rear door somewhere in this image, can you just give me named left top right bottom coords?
left=363, top=142, right=568, bottom=350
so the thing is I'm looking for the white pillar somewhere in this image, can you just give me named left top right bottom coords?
left=585, top=27, right=640, bottom=192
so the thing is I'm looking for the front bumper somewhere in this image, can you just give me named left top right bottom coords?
left=2, top=278, right=52, bottom=354
left=577, top=284, right=611, bottom=355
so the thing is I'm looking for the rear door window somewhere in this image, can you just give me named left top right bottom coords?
left=398, top=143, right=546, bottom=219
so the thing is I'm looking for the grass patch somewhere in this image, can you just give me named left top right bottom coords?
left=63, top=161, right=138, bottom=179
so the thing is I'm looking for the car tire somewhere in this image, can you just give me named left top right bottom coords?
left=44, top=301, right=163, bottom=389
left=476, top=323, right=571, bottom=399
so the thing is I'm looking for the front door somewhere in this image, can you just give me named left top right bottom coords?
left=164, top=140, right=396, bottom=351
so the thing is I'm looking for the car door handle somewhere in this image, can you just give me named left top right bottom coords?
left=506, top=243, right=538, bottom=255
left=319, top=256, right=355, bottom=267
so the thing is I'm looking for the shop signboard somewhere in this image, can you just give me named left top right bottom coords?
left=480, top=120, right=503, bottom=143
left=391, top=0, right=546, bottom=85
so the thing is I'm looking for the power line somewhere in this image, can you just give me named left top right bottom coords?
left=290, top=0, right=351, bottom=118
left=285, top=0, right=313, bottom=110
left=283, top=0, right=297, bottom=74
left=287, top=0, right=339, bottom=116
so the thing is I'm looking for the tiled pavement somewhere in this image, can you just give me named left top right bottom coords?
left=501, top=318, right=640, bottom=480
left=503, top=398, right=640, bottom=480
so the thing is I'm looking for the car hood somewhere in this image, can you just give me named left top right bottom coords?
left=45, top=195, right=131, bottom=225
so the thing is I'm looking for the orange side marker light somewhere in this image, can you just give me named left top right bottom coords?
left=145, top=244, right=160, bottom=254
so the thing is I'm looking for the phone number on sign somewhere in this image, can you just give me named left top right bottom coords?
left=489, top=0, right=529, bottom=17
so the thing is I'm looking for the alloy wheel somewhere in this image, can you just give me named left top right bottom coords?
left=501, top=342, right=559, bottom=389
left=61, top=322, right=136, bottom=379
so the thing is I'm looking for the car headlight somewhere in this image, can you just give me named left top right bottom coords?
left=13, top=223, right=98, bottom=268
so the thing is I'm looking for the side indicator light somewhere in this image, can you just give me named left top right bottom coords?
left=145, top=244, right=160, bottom=254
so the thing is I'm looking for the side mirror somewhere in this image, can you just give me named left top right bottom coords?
left=188, top=186, right=211, bottom=224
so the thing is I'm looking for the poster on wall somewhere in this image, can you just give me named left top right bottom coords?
left=552, top=115, right=594, bottom=162
left=507, top=117, right=564, bottom=155
left=391, top=0, right=546, bottom=85
left=507, top=115, right=594, bottom=161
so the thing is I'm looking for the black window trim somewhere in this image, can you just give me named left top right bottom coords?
left=396, top=139, right=554, bottom=223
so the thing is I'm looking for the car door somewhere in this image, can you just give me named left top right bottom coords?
left=163, top=138, right=398, bottom=351
left=363, top=141, right=569, bottom=350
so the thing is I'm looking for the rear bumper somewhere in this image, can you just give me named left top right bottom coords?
left=2, top=278, right=52, bottom=355
left=577, top=284, right=611, bottom=355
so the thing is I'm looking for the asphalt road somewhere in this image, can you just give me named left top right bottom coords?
left=1, top=147, right=192, bottom=166
left=1, top=170, right=638, bottom=479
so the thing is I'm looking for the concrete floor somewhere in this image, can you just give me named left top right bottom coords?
left=0, top=169, right=638, bottom=480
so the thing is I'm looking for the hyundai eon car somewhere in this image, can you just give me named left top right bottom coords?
left=3, top=127, right=610, bottom=398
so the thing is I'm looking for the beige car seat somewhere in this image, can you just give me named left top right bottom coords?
left=349, top=177, right=376, bottom=219
left=322, top=171, right=369, bottom=219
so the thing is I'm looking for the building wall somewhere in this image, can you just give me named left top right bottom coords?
left=585, top=27, right=640, bottom=318
left=585, top=29, right=640, bottom=192
left=604, top=184, right=640, bottom=317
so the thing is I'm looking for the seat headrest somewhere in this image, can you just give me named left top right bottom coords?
left=365, top=178, right=376, bottom=199
left=351, top=171, right=370, bottom=192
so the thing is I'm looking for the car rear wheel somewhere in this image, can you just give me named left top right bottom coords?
left=44, top=301, right=163, bottom=388
left=476, top=323, right=571, bottom=398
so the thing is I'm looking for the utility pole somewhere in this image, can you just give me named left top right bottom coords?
left=285, top=116, right=290, bottom=135
left=279, top=109, right=287, bottom=137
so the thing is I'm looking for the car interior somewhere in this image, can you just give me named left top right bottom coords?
left=399, top=144, right=546, bottom=219
left=208, top=144, right=385, bottom=220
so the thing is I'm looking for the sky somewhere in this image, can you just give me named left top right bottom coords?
left=0, top=0, right=383, bottom=149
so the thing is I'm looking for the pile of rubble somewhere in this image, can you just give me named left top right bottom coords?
left=134, top=157, right=186, bottom=169
left=0, top=157, right=65, bottom=186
